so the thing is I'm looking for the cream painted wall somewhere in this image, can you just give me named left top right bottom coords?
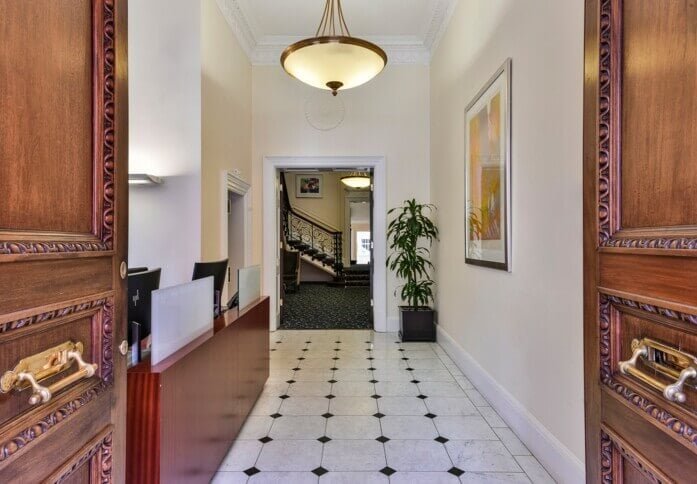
left=128, top=0, right=202, bottom=288
left=201, top=0, right=252, bottom=260
left=252, top=65, right=431, bottom=325
left=430, top=0, right=584, bottom=476
left=285, top=172, right=345, bottom=230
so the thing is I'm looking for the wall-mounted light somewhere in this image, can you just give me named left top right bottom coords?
left=129, top=174, right=164, bottom=186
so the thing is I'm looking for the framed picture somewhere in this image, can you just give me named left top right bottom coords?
left=295, top=174, right=323, bottom=198
left=465, top=58, right=512, bottom=271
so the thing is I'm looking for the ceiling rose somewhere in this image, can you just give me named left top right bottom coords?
left=281, top=0, right=388, bottom=96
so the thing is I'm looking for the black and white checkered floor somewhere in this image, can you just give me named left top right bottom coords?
left=213, top=330, right=555, bottom=483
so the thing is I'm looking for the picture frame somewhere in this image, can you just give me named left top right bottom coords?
left=295, top=174, right=323, bottom=198
left=464, top=58, right=512, bottom=271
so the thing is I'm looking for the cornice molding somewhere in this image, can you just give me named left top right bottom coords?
left=217, top=0, right=455, bottom=66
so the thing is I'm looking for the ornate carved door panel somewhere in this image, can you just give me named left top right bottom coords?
left=0, top=0, right=128, bottom=482
left=584, top=0, right=697, bottom=482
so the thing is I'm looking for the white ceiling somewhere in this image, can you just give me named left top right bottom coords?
left=216, top=0, right=457, bottom=65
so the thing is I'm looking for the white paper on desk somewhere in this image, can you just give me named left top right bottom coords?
left=150, top=277, right=214, bottom=365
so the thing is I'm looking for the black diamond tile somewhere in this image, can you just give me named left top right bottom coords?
left=332, top=357, right=340, bottom=360
left=406, top=367, right=414, bottom=371
left=367, top=357, right=374, bottom=361
left=435, top=436, right=449, bottom=444
left=292, top=367, right=302, bottom=371
left=312, top=466, right=329, bottom=477
left=302, top=349, right=308, bottom=352
left=369, top=379, right=379, bottom=384
left=244, top=467, right=260, bottom=476
left=270, top=413, right=282, bottom=418
left=367, top=367, right=376, bottom=371
left=373, top=412, right=385, bottom=419
left=322, top=412, right=334, bottom=419
left=270, top=349, right=276, bottom=351
left=317, top=436, right=332, bottom=443
left=259, top=436, right=273, bottom=444
left=335, top=341, right=341, bottom=344
left=398, top=348, right=405, bottom=352
left=276, top=341, right=282, bottom=344
left=328, top=379, right=337, bottom=384
left=417, top=394, right=428, bottom=399
left=365, top=341, right=371, bottom=344
left=425, top=413, right=437, bottom=419
left=410, top=380, right=421, bottom=384
left=297, top=357, right=305, bottom=360
left=330, top=367, right=339, bottom=371
left=335, top=348, right=341, bottom=351
left=448, top=467, right=465, bottom=477
left=325, top=394, right=336, bottom=399
left=279, top=395, right=290, bottom=400
left=306, top=341, right=312, bottom=344
left=380, top=466, right=396, bottom=476
left=286, top=379, right=296, bottom=384
left=371, top=394, right=382, bottom=399
left=376, top=436, right=390, bottom=443
left=366, top=348, right=372, bottom=351
left=402, top=357, right=409, bottom=361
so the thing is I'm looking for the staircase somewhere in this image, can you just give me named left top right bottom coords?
left=281, top=175, right=344, bottom=277
left=343, top=264, right=371, bottom=287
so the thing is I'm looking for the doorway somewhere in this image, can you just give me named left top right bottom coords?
left=263, top=156, right=387, bottom=332
left=278, top=169, right=373, bottom=330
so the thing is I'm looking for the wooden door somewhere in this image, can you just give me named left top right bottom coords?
left=584, top=1, right=697, bottom=482
left=0, top=0, right=128, bottom=482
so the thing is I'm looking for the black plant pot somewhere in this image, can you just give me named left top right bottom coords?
left=399, top=306, right=436, bottom=342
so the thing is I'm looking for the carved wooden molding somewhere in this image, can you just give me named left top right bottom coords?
left=599, top=294, right=697, bottom=447
left=48, top=427, right=113, bottom=483
left=0, top=298, right=109, bottom=334
left=0, top=0, right=116, bottom=256
left=600, top=430, right=614, bottom=484
left=604, top=294, right=697, bottom=326
left=595, top=0, right=697, bottom=251
left=0, top=299, right=114, bottom=463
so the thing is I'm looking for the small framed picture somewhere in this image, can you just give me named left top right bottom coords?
left=465, top=58, right=512, bottom=271
left=295, top=174, right=323, bottom=198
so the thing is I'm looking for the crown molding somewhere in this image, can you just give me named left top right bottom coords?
left=217, top=0, right=456, bottom=66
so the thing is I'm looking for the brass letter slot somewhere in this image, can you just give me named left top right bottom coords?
left=619, top=338, right=697, bottom=404
left=0, top=341, right=97, bottom=406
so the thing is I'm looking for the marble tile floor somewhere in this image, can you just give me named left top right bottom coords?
left=213, top=330, right=555, bottom=484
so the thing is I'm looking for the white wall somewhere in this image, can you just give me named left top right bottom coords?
left=430, top=0, right=584, bottom=481
left=252, top=65, right=431, bottom=327
left=128, top=0, right=202, bottom=288
left=201, top=0, right=252, bottom=261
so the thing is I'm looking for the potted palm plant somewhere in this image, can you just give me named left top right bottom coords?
left=387, top=199, right=439, bottom=342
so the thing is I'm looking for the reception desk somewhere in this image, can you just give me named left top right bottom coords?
left=126, top=297, right=269, bottom=483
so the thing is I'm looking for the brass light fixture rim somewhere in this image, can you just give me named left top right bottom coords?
left=280, top=35, right=388, bottom=69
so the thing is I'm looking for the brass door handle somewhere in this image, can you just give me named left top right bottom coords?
left=1, top=341, right=98, bottom=406
left=619, top=338, right=697, bottom=404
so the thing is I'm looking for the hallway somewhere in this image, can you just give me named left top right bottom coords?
left=213, top=330, right=554, bottom=483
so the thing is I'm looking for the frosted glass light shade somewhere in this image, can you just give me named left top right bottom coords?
left=341, top=176, right=371, bottom=188
left=281, top=36, right=387, bottom=95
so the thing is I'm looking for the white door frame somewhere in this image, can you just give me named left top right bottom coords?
left=220, top=171, right=252, bottom=300
left=263, top=156, right=387, bottom=332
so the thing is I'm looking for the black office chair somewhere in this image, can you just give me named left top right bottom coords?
left=283, top=249, right=300, bottom=293
left=128, top=266, right=149, bottom=275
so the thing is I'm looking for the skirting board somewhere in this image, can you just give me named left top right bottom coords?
left=436, top=325, right=585, bottom=484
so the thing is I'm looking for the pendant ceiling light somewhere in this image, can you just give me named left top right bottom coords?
left=281, top=0, right=387, bottom=96
left=341, top=173, right=371, bottom=189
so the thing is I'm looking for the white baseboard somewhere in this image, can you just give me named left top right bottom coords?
left=385, top=316, right=400, bottom=333
left=436, top=325, right=585, bottom=484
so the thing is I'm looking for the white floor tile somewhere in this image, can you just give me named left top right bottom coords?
left=465, top=389, right=490, bottom=407
left=211, top=471, right=250, bottom=484
left=385, top=440, right=453, bottom=471
left=288, top=382, right=333, bottom=397
left=218, top=440, right=263, bottom=471
left=256, top=440, right=323, bottom=472
left=514, top=456, right=555, bottom=483
left=390, top=472, right=460, bottom=483
left=460, top=473, right=531, bottom=483
left=333, top=369, right=373, bottom=381
left=446, top=441, right=522, bottom=473
left=433, top=416, right=498, bottom=440
left=237, top=416, right=274, bottom=440
left=294, top=369, right=335, bottom=382
left=280, top=397, right=330, bottom=416
left=478, top=407, right=507, bottom=428
left=372, top=369, right=414, bottom=382
left=331, top=381, right=375, bottom=397
left=329, top=397, right=379, bottom=416
left=494, top=428, right=531, bottom=456
left=374, top=381, right=420, bottom=397
left=418, top=382, right=466, bottom=398
left=321, top=440, right=387, bottom=471
left=406, top=359, right=448, bottom=370
left=250, top=396, right=283, bottom=416
left=319, top=472, right=388, bottom=483
left=325, top=416, right=382, bottom=439
left=269, top=416, right=327, bottom=440
left=425, top=397, right=478, bottom=416
left=411, top=370, right=456, bottom=382
left=377, top=396, right=428, bottom=415
left=380, top=416, right=439, bottom=440
left=248, top=472, right=318, bottom=484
